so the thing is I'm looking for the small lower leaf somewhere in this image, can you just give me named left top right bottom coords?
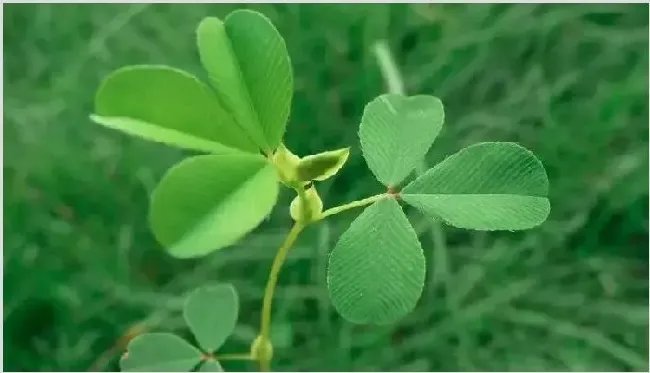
left=184, top=284, right=239, bottom=353
left=120, top=333, right=202, bottom=372
left=327, top=198, right=425, bottom=325
left=199, top=360, right=224, bottom=372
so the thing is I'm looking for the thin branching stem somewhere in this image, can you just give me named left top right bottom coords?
left=318, top=193, right=389, bottom=221
left=257, top=188, right=389, bottom=370
left=258, top=221, right=304, bottom=370
left=217, top=353, right=255, bottom=361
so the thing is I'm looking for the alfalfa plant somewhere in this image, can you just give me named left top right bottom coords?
left=90, top=9, right=551, bottom=372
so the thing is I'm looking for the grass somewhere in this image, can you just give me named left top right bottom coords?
left=3, top=3, right=649, bottom=372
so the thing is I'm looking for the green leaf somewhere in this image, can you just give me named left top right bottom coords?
left=196, top=18, right=265, bottom=151
left=93, top=65, right=256, bottom=154
left=197, top=10, right=293, bottom=153
left=296, top=147, right=350, bottom=181
left=184, top=284, right=239, bottom=353
left=401, top=142, right=550, bottom=231
left=327, top=198, right=426, bottom=325
left=359, top=94, right=444, bottom=187
left=225, top=10, right=292, bottom=151
left=120, top=333, right=202, bottom=372
left=199, top=360, right=224, bottom=372
left=149, top=153, right=279, bottom=258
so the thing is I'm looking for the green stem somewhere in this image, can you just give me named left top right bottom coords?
left=216, top=353, right=254, bottom=361
left=256, top=188, right=387, bottom=371
left=258, top=221, right=304, bottom=371
left=317, top=193, right=389, bottom=221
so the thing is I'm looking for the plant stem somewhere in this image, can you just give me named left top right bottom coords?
left=255, top=191, right=385, bottom=371
left=258, top=221, right=305, bottom=371
left=317, top=193, right=389, bottom=221
left=217, top=353, right=254, bottom=361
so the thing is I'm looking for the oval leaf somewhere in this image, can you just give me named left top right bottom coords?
left=327, top=198, right=425, bottom=325
left=197, top=11, right=293, bottom=153
left=401, top=142, right=550, bottom=230
left=196, top=18, right=267, bottom=151
left=149, top=153, right=279, bottom=258
left=296, top=147, right=350, bottom=182
left=359, top=94, right=444, bottom=187
left=120, top=333, right=202, bottom=372
left=184, top=284, right=239, bottom=353
left=93, top=65, right=256, bottom=154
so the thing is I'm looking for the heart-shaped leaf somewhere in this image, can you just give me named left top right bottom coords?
left=184, top=284, right=239, bottom=353
left=197, top=10, right=293, bottom=153
left=359, top=94, right=444, bottom=187
left=199, top=360, right=224, bottom=372
left=120, top=333, right=202, bottom=372
left=401, top=142, right=550, bottom=230
left=327, top=198, right=425, bottom=325
left=296, top=147, right=350, bottom=182
left=92, top=65, right=256, bottom=154
left=149, top=153, right=279, bottom=258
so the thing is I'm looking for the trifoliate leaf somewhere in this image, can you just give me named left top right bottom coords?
left=401, top=142, right=550, bottom=230
left=183, top=284, right=239, bottom=353
left=359, top=94, right=444, bottom=187
left=327, top=198, right=425, bottom=325
left=120, top=333, right=202, bottom=372
left=149, top=153, right=279, bottom=258
left=199, top=360, right=224, bottom=372
left=92, top=65, right=256, bottom=154
left=197, top=10, right=293, bottom=153
left=296, top=147, right=350, bottom=182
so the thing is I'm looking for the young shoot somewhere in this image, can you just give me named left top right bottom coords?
left=90, top=9, right=550, bottom=372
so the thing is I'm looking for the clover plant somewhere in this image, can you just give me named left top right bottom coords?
left=90, top=10, right=551, bottom=372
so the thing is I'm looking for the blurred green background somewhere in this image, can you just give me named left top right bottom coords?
left=3, top=3, right=649, bottom=372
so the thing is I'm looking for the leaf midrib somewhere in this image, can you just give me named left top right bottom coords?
left=92, top=114, right=241, bottom=154
left=402, top=193, right=548, bottom=198
left=179, top=160, right=274, bottom=246
left=220, top=17, right=267, bottom=152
